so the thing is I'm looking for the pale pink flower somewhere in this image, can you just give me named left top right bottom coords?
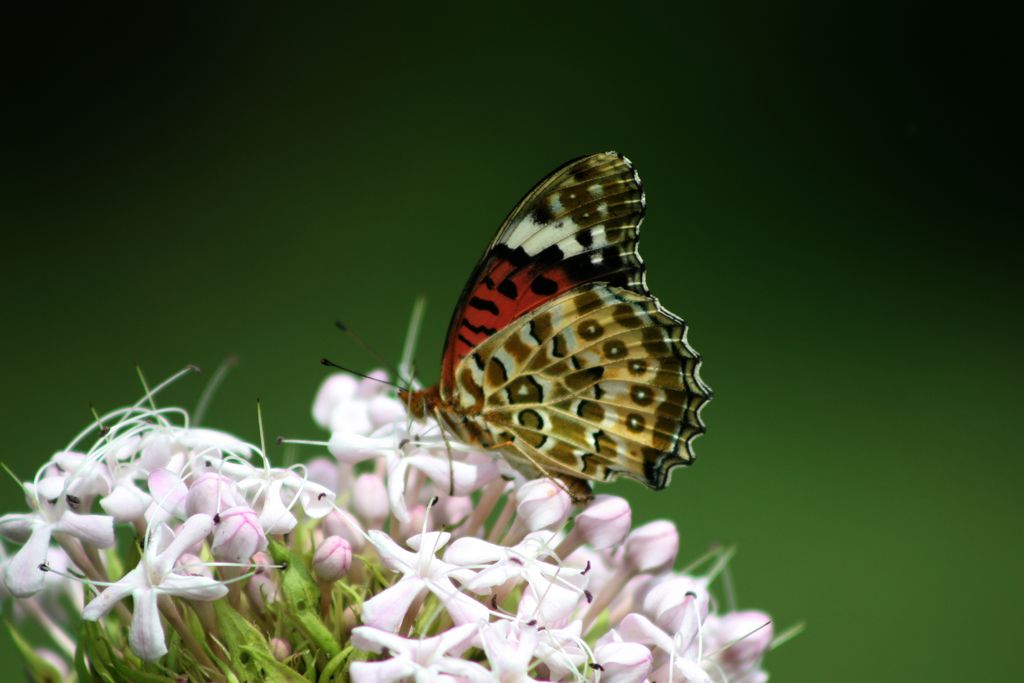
left=81, top=514, right=227, bottom=661
left=350, top=623, right=491, bottom=683
left=361, top=530, right=489, bottom=632
left=0, top=481, right=115, bottom=597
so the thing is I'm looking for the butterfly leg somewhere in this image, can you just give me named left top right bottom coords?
left=431, top=407, right=459, bottom=497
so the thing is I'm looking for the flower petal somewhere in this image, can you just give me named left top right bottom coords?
left=55, top=511, right=115, bottom=548
left=153, top=513, right=215, bottom=578
left=0, top=513, right=39, bottom=543
left=350, top=625, right=416, bottom=655
left=129, top=588, right=167, bottom=661
left=159, top=572, right=228, bottom=601
left=349, top=659, right=417, bottom=683
left=430, top=579, right=491, bottom=626
left=258, top=480, right=298, bottom=535
left=82, top=566, right=145, bottom=619
left=3, top=524, right=53, bottom=597
left=100, top=481, right=152, bottom=521
left=360, top=578, right=426, bottom=632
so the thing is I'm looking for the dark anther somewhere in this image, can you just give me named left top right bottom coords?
left=592, top=663, right=605, bottom=671
left=318, top=492, right=327, bottom=500
left=685, top=591, right=697, bottom=599
left=65, top=494, right=81, bottom=508
left=213, top=513, right=221, bottom=524
left=582, top=560, right=591, bottom=575
left=537, top=626, right=547, bottom=631
left=276, top=436, right=285, bottom=445
left=527, top=619, right=537, bottom=627
left=398, top=439, right=409, bottom=449
left=99, top=426, right=111, bottom=436
left=584, top=589, right=593, bottom=603
left=38, top=562, right=49, bottom=572
left=47, top=498, right=58, bottom=506
left=428, top=496, right=439, bottom=508
left=280, top=562, right=288, bottom=571
left=510, top=557, right=524, bottom=566
left=491, top=596, right=499, bottom=609
left=205, top=460, right=212, bottom=468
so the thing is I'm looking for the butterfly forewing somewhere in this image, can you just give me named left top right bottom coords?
left=440, top=152, right=648, bottom=390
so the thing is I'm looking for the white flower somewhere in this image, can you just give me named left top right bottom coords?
left=445, top=531, right=589, bottom=626
left=0, top=480, right=115, bottom=597
left=81, top=514, right=227, bottom=661
left=361, top=530, right=490, bottom=632
left=478, top=619, right=543, bottom=683
left=350, top=623, right=491, bottom=683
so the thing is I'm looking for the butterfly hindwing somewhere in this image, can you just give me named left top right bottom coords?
left=451, top=284, right=710, bottom=489
left=441, top=152, right=647, bottom=390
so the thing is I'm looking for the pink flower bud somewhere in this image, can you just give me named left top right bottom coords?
left=709, top=611, right=774, bottom=666
left=185, top=473, right=239, bottom=517
left=313, top=536, right=352, bottom=582
left=593, top=641, right=652, bottom=683
left=356, top=370, right=390, bottom=398
left=270, top=637, right=291, bottom=661
left=624, top=520, right=678, bottom=573
left=367, top=395, right=405, bottom=427
left=575, top=495, right=632, bottom=549
left=642, top=574, right=709, bottom=635
left=306, top=458, right=339, bottom=490
left=351, top=473, right=388, bottom=527
left=246, top=572, right=279, bottom=611
left=212, top=506, right=268, bottom=565
left=313, top=374, right=358, bottom=429
left=516, top=479, right=572, bottom=531
left=175, top=553, right=213, bottom=579
left=329, top=401, right=373, bottom=435
left=441, top=496, right=473, bottom=526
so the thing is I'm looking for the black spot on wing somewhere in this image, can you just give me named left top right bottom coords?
left=468, top=296, right=500, bottom=315
left=530, top=275, right=558, bottom=296
left=497, top=279, right=518, bottom=300
left=534, top=244, right=564, bottom=267
left=531, top=201, right=556, bottom=225
left=491, top=244, right=531, bottom=268
left=461, top=320, right=498, bottom=335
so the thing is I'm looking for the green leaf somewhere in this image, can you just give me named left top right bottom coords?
left=213, top=599, right=307, bottom=683
left=318, top=645, right=354, bottom=683
left=5, top=621, right=66, bottom=683
left=77, top=620, right=174, bottom=683
left=268, top=539, right=341, bottom=659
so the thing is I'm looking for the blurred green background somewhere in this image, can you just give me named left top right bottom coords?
left=2, top=4, right=1021, bottom=681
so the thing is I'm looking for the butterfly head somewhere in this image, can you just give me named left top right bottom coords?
left=398, top=385, right=441, bottom=420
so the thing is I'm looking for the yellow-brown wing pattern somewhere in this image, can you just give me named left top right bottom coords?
left=448, top=284, right=711, bottom=489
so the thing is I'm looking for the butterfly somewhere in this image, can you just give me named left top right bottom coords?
left=401, top=152, right=711, bottom=501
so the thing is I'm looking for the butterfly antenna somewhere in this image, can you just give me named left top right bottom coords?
left=334, top=320, right=407, bottom=385
left=320, top=358, right=404, bottom=390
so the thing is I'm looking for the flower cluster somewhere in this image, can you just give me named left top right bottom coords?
left=0, top=367, right=777, bottom=682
